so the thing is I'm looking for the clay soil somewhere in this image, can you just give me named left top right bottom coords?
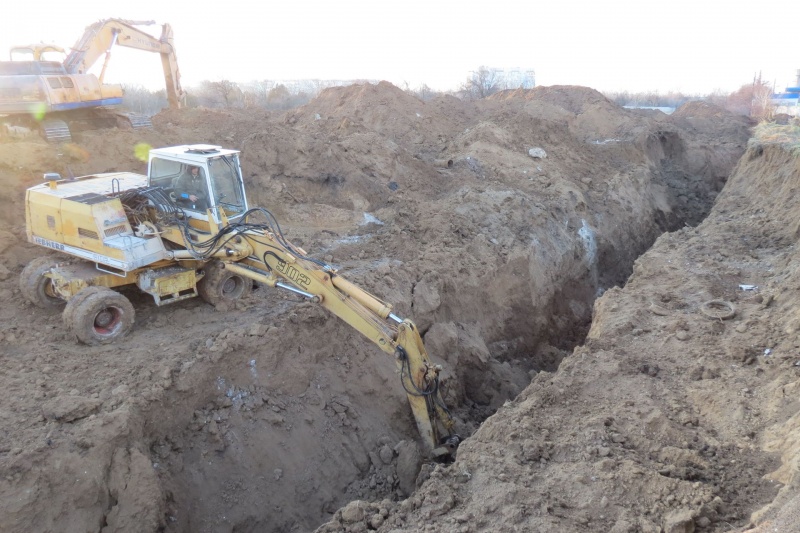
left=2, top=83, right=798, bottom=533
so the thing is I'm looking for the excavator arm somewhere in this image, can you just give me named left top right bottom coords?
left=63, top=19, right=185, bottom=108
left=159, top=208, right=460, bottom=458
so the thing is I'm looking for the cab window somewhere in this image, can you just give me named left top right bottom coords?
left=149, top=157, right=184, bottom=189
left=208, top=155, right=246, bottom=215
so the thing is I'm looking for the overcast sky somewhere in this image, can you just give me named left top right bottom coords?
left=2, top=0, right=799, bottom=95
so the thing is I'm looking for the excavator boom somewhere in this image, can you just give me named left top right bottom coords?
left=63, top=19, right=185, bottom=108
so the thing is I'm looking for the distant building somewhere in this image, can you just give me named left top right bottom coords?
left=502, top=68, right=536, bottom=89
left=773, top=70, right=800, bottom=115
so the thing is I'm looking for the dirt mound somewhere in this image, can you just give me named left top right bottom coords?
left=292, top=81, right=425, bottom=124
left=673, top=100, right=737, bottom=120
left=284, top=81, right=467, bottom=166
left=489, top=85, right=618, bottom=114
left=0, top=82, right=760, bottom=533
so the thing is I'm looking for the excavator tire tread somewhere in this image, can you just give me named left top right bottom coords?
left=197, top=261, right=252, bottom=307
left=19, top=257, right=65, bottom=309
left=63, top=286, right=112, bottom=331
left=66, top=287, right=135, bottom=345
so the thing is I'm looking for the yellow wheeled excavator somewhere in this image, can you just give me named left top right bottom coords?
left=20, top=144, right=460, bottom=458
left=1, top=19, right=184, bottom=143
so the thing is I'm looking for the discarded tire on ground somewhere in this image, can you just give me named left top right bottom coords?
left=700, top=299, right=736, bottom=320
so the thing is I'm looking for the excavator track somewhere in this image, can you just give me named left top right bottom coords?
left=120, top=112, right=153, bottom=129
left=41, top=119, right=72, bottom=144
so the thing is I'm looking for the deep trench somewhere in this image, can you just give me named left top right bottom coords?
left=144, top=148, right=727, bottom=533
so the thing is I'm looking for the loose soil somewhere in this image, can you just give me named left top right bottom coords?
left=3, top=83, right=796, bottom=533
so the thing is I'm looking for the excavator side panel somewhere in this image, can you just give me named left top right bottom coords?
left=25, top=173, right=168, bottom=271
left=0, top=74, right=45, bottom=114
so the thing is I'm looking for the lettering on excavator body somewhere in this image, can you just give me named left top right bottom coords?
left=129, top=37, right=160, bottom=50
left=276, top=260, right=311, bottom=288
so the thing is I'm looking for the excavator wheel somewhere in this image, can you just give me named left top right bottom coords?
left=63, top=287, right=135, bottom=345
left=62, top=286, right=113, bottom=331
left=19, top=257, right=65, bottom=309
left=197, top=261, right=252, bottom=307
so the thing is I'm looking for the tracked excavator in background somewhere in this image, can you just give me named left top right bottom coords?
left=0, top=19, right=184, bottom=143
left=20, top=144, right=461, bottom=459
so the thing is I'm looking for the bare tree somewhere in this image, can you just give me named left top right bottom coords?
left=195, top=80, right=242, bottom=108
left=749, top=73, right=775, bottom=120
left=416, top=83, right=437, bottom=101
left=722, top=74, right=774, bottom=118
left=243, top=79, right=276, bottom=107
left=120, top=84, right=167, bottom=116
left=295, top=79, right=330, bottom=95
left=603, top=90, right=698, bottom=109
left=266, top=84, right=292, bottom=110
left=460, top=66, right=502, bottom=100
left=401, top=83, right=440, bottom=102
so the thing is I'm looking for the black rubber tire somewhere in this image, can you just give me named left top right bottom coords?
left=63, top=286, right=113, bottom=332
left=19, top=257, right=65, bottom=309
left=197, top=260, right=252, bottom=307
left=65, top=287, right=135, bottom=345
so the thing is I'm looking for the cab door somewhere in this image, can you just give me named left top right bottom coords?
left=208, top=155, right=248, bottom=221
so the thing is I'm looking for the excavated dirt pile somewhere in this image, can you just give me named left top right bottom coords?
left=0, top=83, right=757, bottom=532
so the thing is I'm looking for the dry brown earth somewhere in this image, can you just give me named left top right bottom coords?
left=4, top=83, right=795, bottom=533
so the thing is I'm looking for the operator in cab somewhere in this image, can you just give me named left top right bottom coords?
left=175, top=165, right=208, bottom=210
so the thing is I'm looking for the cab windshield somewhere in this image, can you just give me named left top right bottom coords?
left=208, top=155, right=246, bottom=216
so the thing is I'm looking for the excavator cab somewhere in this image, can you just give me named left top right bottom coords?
left=9, top=44, right=66, bottom=62
left=148, top=144, right=249, bottom=222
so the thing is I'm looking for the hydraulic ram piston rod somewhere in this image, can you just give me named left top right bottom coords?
left=276, top=281, right=316, bottom=299
left=220, top=263, right=319, bottom=300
